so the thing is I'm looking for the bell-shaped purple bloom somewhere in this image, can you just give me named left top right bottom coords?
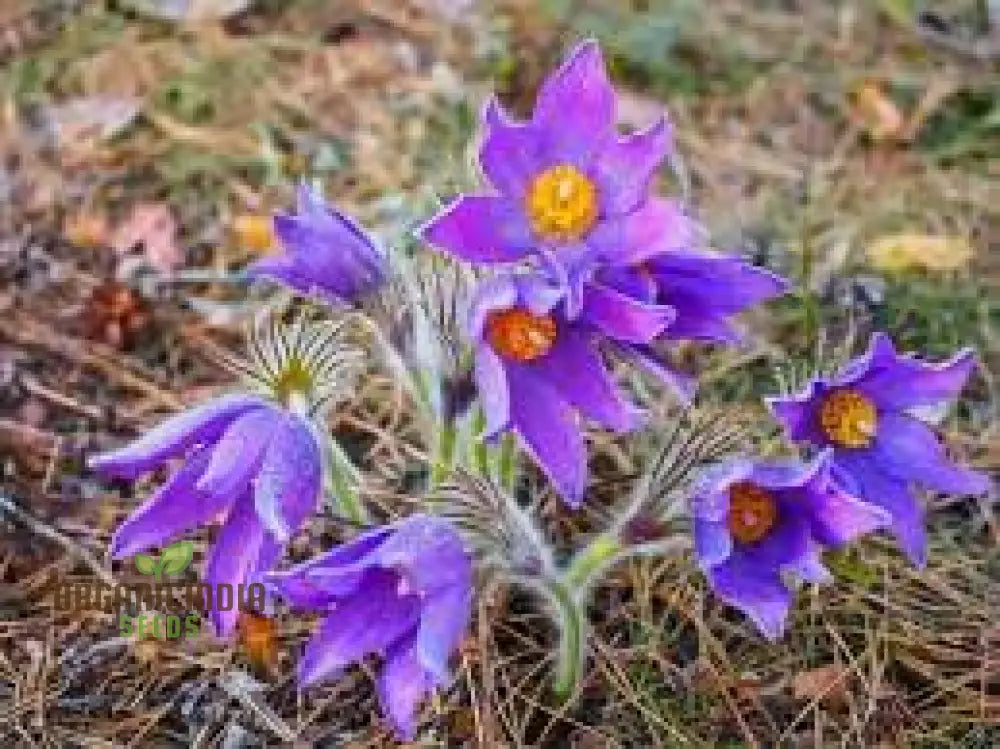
left=766, top=333, right=991, bottom=568
left=248, top=182, right=387, bottom=305
left=693, top=451, right=889, bottom=640
left=591, top=248, right=788, bottom=401
left=469, top=272, right=666, bottom=506
left=419, top=40, right=676, bottom=308
left=89, top=393, right=322, bottom=637
left=268, top=514, right=472, bottom=742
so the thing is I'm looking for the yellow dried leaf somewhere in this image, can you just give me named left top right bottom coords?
left=232, top=215, right=276, bottom=253
left=867, top=233, right=974, bottom=272
left=65, top=213, right=110, bottom=249
left=855, top=82, right=904, bottom=141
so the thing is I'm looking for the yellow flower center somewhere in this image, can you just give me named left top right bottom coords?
left=728, top=481, right=778, bottom=545
left=819, top=389, right=877, bottom=448
left=486, top=308, right=558, bottom=363
left=272, top=357, right=314, bottom=403
left=526, top=164, right=598, bottom=241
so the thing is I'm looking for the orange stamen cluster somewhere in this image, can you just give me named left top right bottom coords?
left=728, top=481, right=778, bottom=545
left=486, top=308, right=558, bottom=362
left=819, top=389, right=877, bottom=448
left=526, top=164, right=598, bottom=241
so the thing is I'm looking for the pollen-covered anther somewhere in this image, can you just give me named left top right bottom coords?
left=486, top=308, right=558, bottom=362
left=819, top=389, right=877, bottom=448
left=728, top=481, right=778, bottom=545
left=526, top=164, right=598, bottom=241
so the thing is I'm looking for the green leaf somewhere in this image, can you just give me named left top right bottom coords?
left=159, top=540, right=194, bottom=576
left=134, top=553, right=157, bottom=576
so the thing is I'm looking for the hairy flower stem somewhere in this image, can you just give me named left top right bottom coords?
left=325, top=438, right=367, bottom=525
left=547, top=578, right=586, bottom=701
left=563, top=533, right=623, bottom=591
left=430, top=423, right=457, bottom=487
left=498, top=433, right=517, bottom=492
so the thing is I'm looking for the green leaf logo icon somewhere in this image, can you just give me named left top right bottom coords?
left=135, top=553, right=157, bottom=576
left=160, top=540, right=194, bottom=576
left=134, top=541, right=194, bottom=580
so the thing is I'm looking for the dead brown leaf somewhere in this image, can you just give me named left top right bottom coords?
left=112, top=203, right=183, bottom=274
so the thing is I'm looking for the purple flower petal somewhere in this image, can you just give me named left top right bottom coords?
left=691, top=459, right=753, bottom=521
left=474, top=344, right=510, bottom=438
left=834, top=450, right=928, bottom=568
left=368, top=515, right=471, bottom=594
left=531, top=329, right=644, bottom=433
left=417, top=585, right=473, bottom=684
left=784, top=544, right=833, bottom=584
left=378, top=638, right=434, bottom=741
left=110, top=447, right=232, bottom=558
left=580, top=282, right=675, bottom=344
left=478, top=98, right=546, bottom=199
left=871, top=413, right=990, bottom=495
left=88, top=395, right=266, bottom=479
left=694, top=517, right=733, bottom=568
left=505, top=364, right=587, bottom=506
left=532, top=40, right=615, bottom=166
left=645, top=251, right=789, bottom=314
left=739, top=503, right=811, bottom=570
left=467, top=275, right=519, bottom=339
left=297, top=569, right=421, bottom=686
left=589, top=198, right=700, bottom=266
left=249, top=183, right=386, bottom=304
left=268, top=527, right=393, bottom=608
left=513, top=273, right=564, bottom=315
left=708, top=561, right=791, bottom=641
left=807, top=483, right=891, bottom=547
left=765, top=381, right=828, bottom=445
left=195, top=409, right=275, bottom=500
left=420, top=195, right=534, bottom=264
left=204, top=493, right=269, bottom=637
left=593, top=116, right=671, bottom=216
left=253, top=414, right=321, bottom=542
left=850, top=334, right=979, bottom=410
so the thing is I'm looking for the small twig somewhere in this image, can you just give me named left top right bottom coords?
left=0, top=494, right=115, bottom=589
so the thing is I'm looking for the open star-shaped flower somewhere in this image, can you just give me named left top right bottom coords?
left=766, top=333, right=991, bottom=567
left=268, top=515, right=472, bottom=741
left=693, top=452, right=889, bottom=640
left=89, top=394, right=322, bottom=636
left=470, top=271, right=668, bottom=505
left=419, top=40, right=678, bottom=311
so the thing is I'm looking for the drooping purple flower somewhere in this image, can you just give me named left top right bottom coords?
left=469, top=271, right=669, bottom=505
left=766, top=333, right=991, bottom=568
left=89, top=394, right=322, bottom=637
left=248, top=182, right=387, bottom=305
left=692, top=451, right=889, bottom=640
left=268, top=514, right=472, bottom=742
left=590, top=248, right=788, bottom=400
left=419, top=40, right=677, bottom=310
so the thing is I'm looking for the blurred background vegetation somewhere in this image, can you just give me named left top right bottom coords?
left=0, top=1, right=997, bottom=746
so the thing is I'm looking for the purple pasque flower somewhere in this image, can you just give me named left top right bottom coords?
left=248, top=182, right=386, bottom=305
left=470, top=271, right=670, bottom=505
left=766, top=333, right=991, bottom=568
left=89, top=393, right=322, bottom=637
left=268, top=514, right=472, bottom=742
left=419, top=39, right=675, bottom=310
left=589, top=248, right=788, bottom=401
left=693, top=451, right=889, bottom=640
